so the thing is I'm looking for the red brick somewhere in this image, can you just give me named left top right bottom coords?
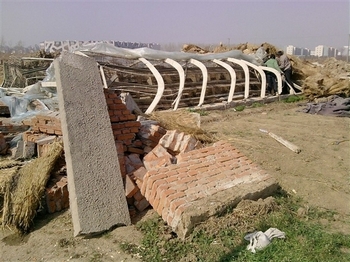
left=112, top=104, right=127, bottom=110
left=130, top=127, right=140, bottom=133
left=127, top=146, right=144, bottom=154
left=111, top=122, right=125, bottom=129
left=133, top=167, right=147, bottom=182
left=119, top=115, right=129, bottom=121
left=122, top=110, right=131, bottom=115
left=121, top=128, right=131, bottom=134
left=108, top=93, right=118, bottom=99
left=113, top=98, right=124, bottom=104
left=125, top=121, right=141, bottom=128
left=125, top=175, right=139, bottom=198
left=169, top=198, right=187, bottom=215
left=165, top=176, right=178, bottom=183
left=127, top=114, right=137, bottom=121
left=116, top=133, right=135, bottom=141
left=47, top=200, right=56, bottom=213
left=109, top=115, right=120, bottom=122
left=133, top=190, right=144, bottom=201
left=161, top=206, right=169, bottom=221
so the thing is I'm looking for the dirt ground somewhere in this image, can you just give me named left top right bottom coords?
left=1, top=100, right=349, bottom=261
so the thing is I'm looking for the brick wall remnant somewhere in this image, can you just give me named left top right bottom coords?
left=140, top=140, right=279, bottom=238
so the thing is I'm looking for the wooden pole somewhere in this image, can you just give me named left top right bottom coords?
left=260, top=129, right=301, bottom=153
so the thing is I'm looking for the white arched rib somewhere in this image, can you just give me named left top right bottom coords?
left=243, top=60, right=267, bottom=98
left=260, top=67, right=283, bottom=95
left=227, top=58, right=250, bottom=99
left=139, top=57, right=165, bottom=114
left=99, top=65, right=108, bottom=89
left=189, top=59, right=208, bottom=107
left=164, top=58, right=185, bottom=110
left=213, top=59, right=237, bottom=103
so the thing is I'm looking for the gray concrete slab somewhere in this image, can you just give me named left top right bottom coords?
left=54, top=52, right=130, bottom=236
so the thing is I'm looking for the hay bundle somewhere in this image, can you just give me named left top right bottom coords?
left=2, top=142, right=63, bottom=232
left=149, top=110, right=215, bottom=144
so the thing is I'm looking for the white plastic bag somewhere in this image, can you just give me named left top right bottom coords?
left=244, top=228, right=285, bottom=253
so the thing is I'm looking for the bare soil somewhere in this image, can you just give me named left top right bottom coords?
left=1, top=101, right=349, bottom=261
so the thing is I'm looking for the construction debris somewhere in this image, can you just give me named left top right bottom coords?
left=0, top=41, right=348, bottom=238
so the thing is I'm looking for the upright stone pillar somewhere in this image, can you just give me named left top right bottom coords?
left=54, top=52, right=131, bottom=236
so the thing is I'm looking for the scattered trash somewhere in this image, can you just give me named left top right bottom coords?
left=244, top=227, right=285, bottom=253
left=259, top=128, right=301, bottom=153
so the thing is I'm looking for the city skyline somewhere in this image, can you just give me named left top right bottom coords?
left=0, top=0, right=349, bottom=51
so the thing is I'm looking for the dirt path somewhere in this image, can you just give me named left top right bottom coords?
left=200, top=102, right=350, bottom=232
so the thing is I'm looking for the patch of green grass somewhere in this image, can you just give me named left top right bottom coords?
left=234, top=105, right=245, bottom=111
left=187, top=108, right=209, bottom=116
left=120, top=195, right=350, bottom=262
left=251, top=102, right=264, bottom=108
left=283, top=95, right=304, bottom=103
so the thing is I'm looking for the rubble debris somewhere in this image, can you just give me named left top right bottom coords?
left=45, top=168, right=68, bottom=214
left=0, top=41, right=348, bottom=238
left=181, top=44, right=209, bottom=54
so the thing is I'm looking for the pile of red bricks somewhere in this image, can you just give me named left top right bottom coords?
left=2, top=89, right=168, bottom=216
left=104, top=89, right=167, bottom=213
left=45, top=172, right=69, bottom=213
left=23, top=111, right=62, bottom=136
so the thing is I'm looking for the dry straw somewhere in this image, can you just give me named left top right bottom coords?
left=149, top=109, right=215, bottom=144
left=1, top=142, right=63, bottom=232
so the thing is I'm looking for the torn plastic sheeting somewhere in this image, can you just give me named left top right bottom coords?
left=76, top=42, right=261, bottom=65
left=0, top=82, right=57, bottom=123
left=42, top=62, right=56, bottom=82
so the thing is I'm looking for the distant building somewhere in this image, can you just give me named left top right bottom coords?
left=328, top=47, right=339, bottom=57
left=40, top=40, right=161, bottom=53
left=313, top=45, right=340, bottom=57
left=341, top=46, right=350, bottom=57
left=286, top=45, right=294, bottom=55
left=285, top=45, right=310, bottom=56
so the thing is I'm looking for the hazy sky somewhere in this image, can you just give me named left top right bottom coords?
left=0, top=0, right=349, bottom=50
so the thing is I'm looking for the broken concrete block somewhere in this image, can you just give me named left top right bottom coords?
left=55, top=52, right=130, bottom=236
left=23, top=141, right=36, bottom=159
left=12, top=140, right=24, bottom=159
